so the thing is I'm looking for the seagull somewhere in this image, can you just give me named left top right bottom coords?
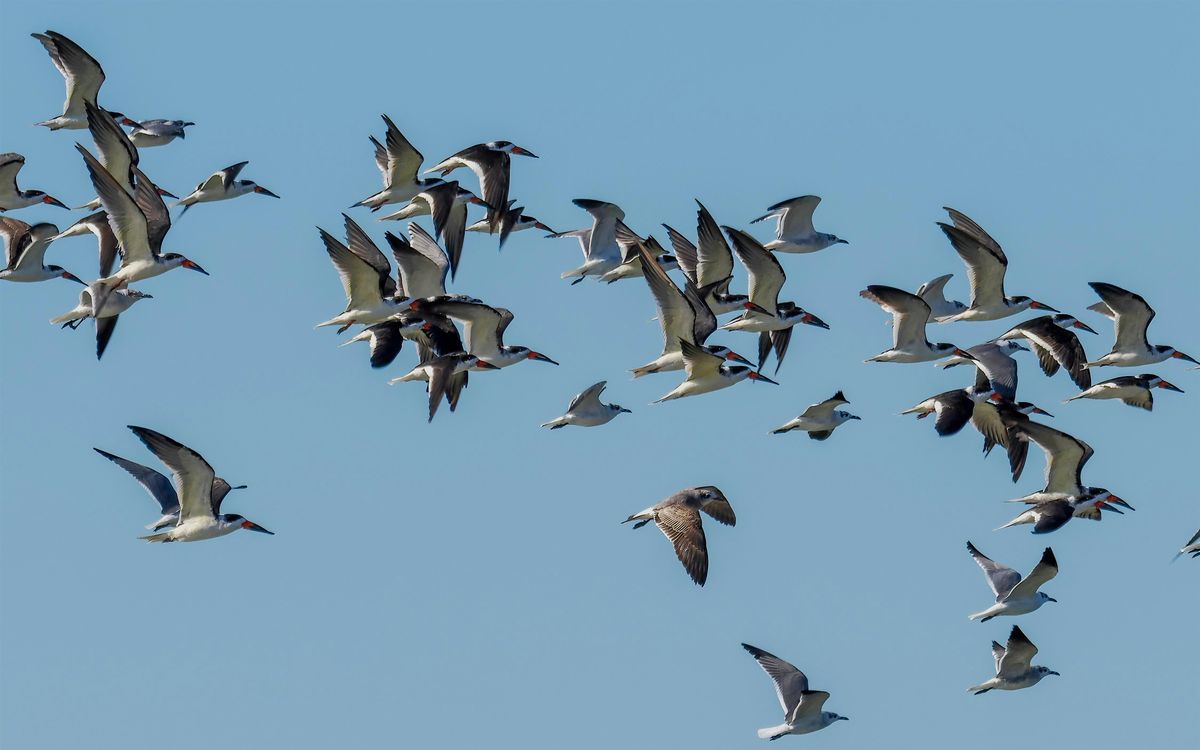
left=51, top=211, right=120, bottom=277
left=175, top=161, right=279, bottom=214
left=31, top=31, right=108, bottom=130
left=413, top=298, right=558, bottom=368
left=1175, top=529, right=1200, bottom=561
left=1085, top=282, right=1196, bottom=367
left=554, top=199, right=625, bottom=284
left=994, top=314, right=1096, bottom=389
left=385, top=224, right=450, bottom=299
left=966, top=543, right=1058, bottom=622
left=721, top=227, right=829, bottom=373
left=389, top=352, right=499, bottom=422
left=353, top=114, right=438, bottom=210
left=126, top=426, right=272, bottom=543
left=0, top=218, right=82, bottom=284
left=622, top=486, right=734, bottom=586
left=629, top=237, right=757, bottom=377
left=913, top=273, right=966, bottom=321
left=1006, top=421, right=1133, bottom=514
left=426, top=141, right=537, bottom=230
left=1066, top=374, right=1183, bottom=411
left=50, top=283, right=152, bottom=359
left=315, top=214, right=406, bottom=331
left=377, top=181, right=488, bottom=280
left=665, top=200, right=753, bottom=316
left=121, top=118, right=194, bottom=147
left=741, top=643, right=848, bottom=739
left=541, top=381, right=631, bottom=429
left=749, top=195, right=847, bottom=254
left=654, top=339, right=778, bottom=402
left=968, top=625, right=1059, bottom=694
left=465, top=203, right=555, bottom=246
left=0, top=153, right=68, bottom=211
left=94, top=446, right=245, bottom=531
left=936, top=208, right=1058, bottom=322
left=859, top=285, right=974, bottom=363
left=771, top=391, right=860, bottom=440
left=603, top=223, right=679, bottom=283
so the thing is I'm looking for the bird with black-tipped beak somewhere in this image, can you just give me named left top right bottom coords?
left=664, top=200, right=755, bottom=316
left=654, top=339, right=777, bottom=402
left=175, top=161, right=279, bottom=214
left=1066, top=373, right=1183, bottom=411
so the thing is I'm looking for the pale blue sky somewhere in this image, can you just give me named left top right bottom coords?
left=1, top=1, right=1197, bottom=748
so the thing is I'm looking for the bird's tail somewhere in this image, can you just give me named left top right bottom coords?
left=994, top=515, right=1025, bottom=531
left=630, top=363, right=658, bottom=378
left=540, top=417, right=568, bottom=429
left=967, top=610, right=993, bottom=622
left=1064, top=392, right=1086, bottom=402
left=758, top=724, right=791, bottom=740
left=138, top=531, right=173, bottom=543
left=968, top=684, right=992, bottom=695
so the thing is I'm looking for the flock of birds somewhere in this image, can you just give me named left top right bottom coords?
left=3, top=28, right=1198, bottom=742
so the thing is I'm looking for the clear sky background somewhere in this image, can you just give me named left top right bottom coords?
left=1, top=1, right=1197, bottom=748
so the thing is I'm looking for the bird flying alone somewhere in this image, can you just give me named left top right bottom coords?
left=966, top=543, right=1057, bottom=622
left=742, top=643, right=848, bottom=739
left=175, top=161, right=279, bottom=214
left=771, top=391, right=860, bottom=440
left=541, top=381, right=630, bottom=429
left=749, top=195, right=847, bottom=254
left=623, top=486, right=735, bottom=586
left=968, top=625, right=1059, bottom=694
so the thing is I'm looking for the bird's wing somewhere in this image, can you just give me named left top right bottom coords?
left=1006, top=547, right=1058, bottom=601
left=638, top=240, right=696, bottom=355
left=663, top=224, right=699, bottom=284
left=969, top=344, right=1019, bottom=401
left=680, top=338, right=723, bottom=380
left=932, top=390, right=974, bottom=436
left=789, top=691, right=832, bottom=723
left=1021, top=421, right=1091, bottom=495
left=916, top=273, right=954, bottom=303
left=1089, top=282, right=1154, bottom=353
left=94, top=313, right=120, bottom=360
left=996, top=626, right=1037, bottom=678
left=725, top=227, right=784, bottom=315
left=990, top=641, right=1006, bottom=673
left=441, top=199, right=468, bottom=281
left=342, top=214, right=396, bottom=299
left=699, top=496, right=736, bottom=527
left=966, top=541, right=1021, bottom=600
left=939, top=223, right=1007, bottom=309
left=85, top=101, right=137, bottom=193
left=218, top=161, right=250, bottom=191
left=567, top=381, right=607, bottom=412
left=0, top=216, right=31, bottom=269
left=466, top=149, right=510, bottom=226
left=944, top=207, right=1007, bottom=263
left=427, top=299, right=503, bottom=358
left=691, top=200, right=734, bottom=286
left=860, top=285, right=931, bottom=349
left=741, top=643, right=809, bottom=718
left=684, top=277, right=718, bottom=345
left=93, top=448, right=179, bottom=514
left=654, top=503, right=708, bottom=586
left=575, top=199, right=624, bottom=263
left=800, top=390, right=849, bottom=420
left=0, top=154, right=25, bottom=195
left=318, top=227, right=383, bottom=310
left=132, top=168, right=171, bottom=255
left=77, top=144, right=153, bottom=265
left=405, top=223, right=450, bottom=295
left=32, top=31, right=105, bottom=120
left=426, top=358, right=455, bottom=422
left=380, top=114, right=423, bottom=185
left=127, top=426, right=216, bottom=524
left=1016, top=317, right=1091, bottom=390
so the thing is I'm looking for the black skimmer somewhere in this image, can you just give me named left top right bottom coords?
left=541, top=381, right=631, bottom=429
left=936, top=208, right=1058, bottom=322
left=622, top=486, right=735, bottom=586
left=654, top=339, right=778, bottom=402
left=749, top=195, right=847, bottom=254
left=630, top=238, right=757, bottom=378
left=413, top=298, right=558, bottom=369
left=338, top=312, right=453, bottom=369
left=968, top=626, right=1058, bottom=694
left=51, top=283, right=152, bottom=359
left=1085, top=282, right=1196, bottom=367
left=1176, top=529, right=1200, bottom=561
left=316, top=214, right=405, bottom=332
left=721, top=227, right=828, bottom=373
left=390, top=352, right=498, bottom=422
left=121, top=118, right=193, bottom=147
left=664, top=201, right=750, bottom=316
left=0, top=153, right=68, bottom=211
left=353, top=115, right=437, bottom=211
left=1065, top=374, right=1183, bottom=411
left=994, top=314, right=1096, bottom=390
left=0, top=218, right=82, bottom=285
left=553, top=199, right=624, bottom=284
left=771, top=391, right=861, bottom=440
left=604, top=223, right=678, bottom=283
left=125, top=426, right=272, bottom=543
left=426, top=141, right=537, bottom=230
left=465, top=203, right=555, bottom=247
left=378, top=181, right=488, bottom=280
left=51, top=211, right=119, bottom=277
left=914, top=273, right=966, bottom=321
left=859, top=284, right=974, bottom=363
left=94, top=446, right=245, bottom=531
left=31, top=31, right=108, bottom=131
left=175, top=161, right=279, bottom=214
left=966, top=543, right=1057, bottom=622
left=741, top=643, right=848, bottom=739
left=384, top=224, right=450, bottom=299
left=1004, top=420, right=1132, bottom=517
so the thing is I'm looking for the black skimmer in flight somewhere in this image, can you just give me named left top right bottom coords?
left=31, top=31, right=109, bottom=131
left=741, top=643, right=848, bottom=738
left=1004, top=420, right=1132, bottom=519
left=936, top=208, right=1058, bottom=322
left=966, top=543, right=1057, bottom=622
left=994, top=314, right=1096, bottom=390
left=1085, top=282, right=1196, bottom=367
left=720, top=227, right=828, bottom=373
left=175, top=161, right=279, bottom=214
left=390, top=352, right=498, bottom=422
left=353, top=115, right=438, bottom=211
left=465, top=202, right=555, bottom=248
left=413, top=298, right=558, bottom=369
left=0, top=217, right=82, bottom=285
left=1065, top=374, right=1183, bottom=411
left=94, top=446, right=245, bottom=531
left=859, top=284, right=974, bottom=363
left=664, top=200, right=752, bottom=316
left=378, top=181, right=488, bottom=280
left=604, top=222, right=678, bottom=283
left=749, top=195, right=847, bottom=254
left=654, top=339, right=777, bottom=402
left=315, top=214, right=406, bottom=332
left=51, top=212, right=120, bottom=277
left=771, top=391, right=860, bottom=440
left=968, top=626, right=1058, bottom=694
left=384, top=224, right=450, bottom=299
left=623, top=486, right=734, bottom=586
left=426, top=140, right=537, bottom=230
left=541, top=381, right=631, bottom=429
left=0, top=153, right=68, bottom=211
left=125, top=426, right=272, bottom=543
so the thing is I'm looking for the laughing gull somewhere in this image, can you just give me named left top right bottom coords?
left=175, top=161, right=279, bottom=214
left=1066, top=374, right=1184, bottom=411
left=50, top=283, right=152, bottom=359
left=94, top=446, right=245, bottom=531
left=0, top=217, right=82, bottom=285
left=426, top=141, right=537, bottom=230
left=541, top=381, right=631, bottom=429
left=353, top=114, right=439, bottom=210
left=664, top=201, right=752, bottom=315
left=1176, top=529, right=1200, bottom=561
left=936, top=208, right=1058, bottom=322
left=122, top=118, right=193, bottom=147
left=771, top=391, right=860, bottom=440
left=125, top=426, right=272, bottom=543
left=968, top=625, right=1059, bottom=694
left=622, top=486, right=734, bottom=586
left=553, top=199, right=624, bottom=284
left=31, top=31, right=109, bottom=130
left=749, top=195, right=847, bottom=254
left=604, top=223, right=678, bottom=283
left=859, top=284, right=974, bottom=363
left=741, top=643, right=848, bottom=739
left=966, top=543, right=1057, bottom=621
left=654, top=339, right=778, bottom=403
left=994, top=314, right=1096, bottom=389
left=1085, top=282, right=1197, bottom=367
left=721, top=227, right=829, bottom=373
left=0, top=153, right=69, bottom=211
